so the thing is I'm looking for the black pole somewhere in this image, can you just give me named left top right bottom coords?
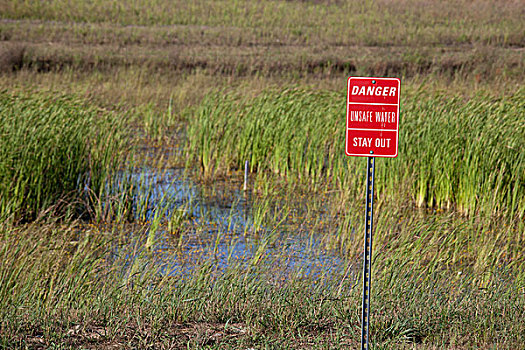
left=361, top=156, right=375, bottom=349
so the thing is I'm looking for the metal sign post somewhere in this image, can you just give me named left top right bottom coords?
left=345, top=76, right=400, bottom=349
left=361, top=156, right=375, bottom=349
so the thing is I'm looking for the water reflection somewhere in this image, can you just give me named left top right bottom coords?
left=122, top=168, right=346, bottom=280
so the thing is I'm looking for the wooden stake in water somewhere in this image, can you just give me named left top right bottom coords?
left=243, top=160, right=249, bottom=191
left=361, top=156, right=375, bottom=349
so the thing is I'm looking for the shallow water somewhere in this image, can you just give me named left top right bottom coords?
left=122, top=167, right=349, bottom=280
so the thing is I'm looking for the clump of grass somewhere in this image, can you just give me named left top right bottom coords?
left=397, top=90, right=525, bottom=217
left=187, top=87, right=525, bottom=219
left=0, top=90, right=128, bottom=222
left=0, top=44, right=25, bottom=72
left=186, top=88, right=340, bottom=181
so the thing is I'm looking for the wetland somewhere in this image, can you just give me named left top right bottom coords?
left=1, top=1, right=524, bottom=348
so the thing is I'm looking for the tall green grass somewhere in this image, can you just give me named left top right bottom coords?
left=0, top=90, right=128, bottom=221
left=1, top=216, right=523, bottom=348
left=187, top=87, right=525, bottom=219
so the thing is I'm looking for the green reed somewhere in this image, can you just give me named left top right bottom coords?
left=187, top=87, right=525, bottom=219
left=0, top=90, right=128, bottom=221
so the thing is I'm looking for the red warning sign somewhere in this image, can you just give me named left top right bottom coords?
left=345, top=77, right=400, bottom=157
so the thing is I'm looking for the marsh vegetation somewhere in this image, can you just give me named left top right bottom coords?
left=0, top=0, right=524, bottom=348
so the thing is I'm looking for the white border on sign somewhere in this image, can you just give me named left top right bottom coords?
left=345, top=76, right=401, bottom=158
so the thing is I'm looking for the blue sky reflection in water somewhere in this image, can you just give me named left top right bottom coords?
left=119, top=168, right=351, bottom=284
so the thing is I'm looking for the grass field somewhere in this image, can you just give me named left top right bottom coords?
left=1, top=0, right=524, bottom=349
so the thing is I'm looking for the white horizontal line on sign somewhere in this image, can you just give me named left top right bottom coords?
left=348, top=102, right=399, bottom=106
left=347, top=128, right=397, bottom=132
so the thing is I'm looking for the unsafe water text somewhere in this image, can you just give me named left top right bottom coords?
left=346, top=103, right=398, bottom=130
left=348, top=110, right=396, bottom=124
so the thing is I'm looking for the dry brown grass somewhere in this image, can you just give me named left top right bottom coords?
left=0, top=43, right=25, bottom=72
left=0, top=0, right=523, bottom=81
